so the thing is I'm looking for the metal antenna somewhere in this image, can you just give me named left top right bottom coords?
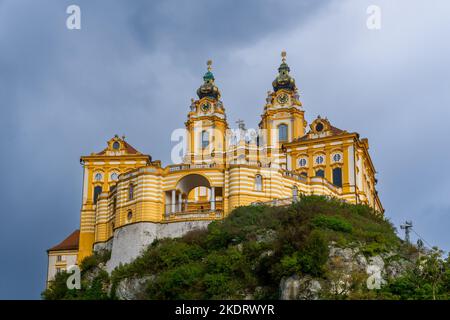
left=400, top=220, right=413, bottom=244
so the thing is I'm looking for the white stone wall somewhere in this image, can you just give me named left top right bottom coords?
left=105, top=221, right=211, bottom=273
left=93, top=238, right=113, bottom=252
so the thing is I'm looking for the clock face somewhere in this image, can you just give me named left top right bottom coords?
left=201, top=102, right=211, bottom=112
left=277, top=93, right=289, bottom=105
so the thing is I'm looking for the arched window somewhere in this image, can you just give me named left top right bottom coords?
left=255, top=174, right=263, bottom=191
left=201, top=130, right=209, bottom=149
left=333, top=153, right=342, bottom=163
left=315, top=155, right=324, bottom=165
left=94, top=172, right=103, bottom=182
left=112, top=141, right=120, bottom=150
left=110, top=172, right=119, bottom=181
left=128, top=183, right=134, bottom=200
left=278, top=124, right=288, bottom=142
left=127, top=210, right=133, bottom=222
left=93, top=186, right=102, bottom=204
left=298, top=158, right=307, bottom=167
left=316, top=169, right=325, bottom=178
left=333, top=167, right=343, bottom=187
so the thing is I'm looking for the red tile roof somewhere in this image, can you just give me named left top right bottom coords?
left=47, top=230, right=79, bottom=252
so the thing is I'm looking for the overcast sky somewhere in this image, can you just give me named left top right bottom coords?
left=0, top=0, right=449, bottom=299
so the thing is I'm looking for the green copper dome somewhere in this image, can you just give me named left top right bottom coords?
left=203, top=71, right=215, bottom=81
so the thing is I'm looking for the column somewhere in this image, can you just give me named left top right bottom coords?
left=178, top=193, right=183, bottom=212
left=171, top=190, right=176, bottom=213
left=210, top=187, right=215, bottom=211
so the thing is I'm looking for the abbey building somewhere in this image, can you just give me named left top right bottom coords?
left=46, top=53, right=383, bottom=282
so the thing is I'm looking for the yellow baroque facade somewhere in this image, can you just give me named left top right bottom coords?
left=47, top=53, right=383, bottom=267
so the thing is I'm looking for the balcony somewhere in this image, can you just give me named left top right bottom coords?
left=164, top=201, right=224, bottom=221
left=168, top=163, right=219, bottom=172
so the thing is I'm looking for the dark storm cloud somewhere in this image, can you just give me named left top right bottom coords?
left=0, top=0, right=329, bottom=299
left=0, top=0, right=449, bottom=299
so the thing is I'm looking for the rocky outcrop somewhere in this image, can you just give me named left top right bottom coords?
left=115, top=276, right=154, bottom=300
left=279, top=243, right=413, bottom=300
left=280, top=275, right=322, bottom=300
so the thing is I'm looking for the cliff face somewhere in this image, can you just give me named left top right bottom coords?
left=279, top=243, right=413, bottom=300
left=43, top=196, right=447, bottom=300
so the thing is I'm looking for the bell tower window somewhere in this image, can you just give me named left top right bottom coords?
left=201, top=130, right=209, bottom=149
left=278, top=124, right=288, bottom=142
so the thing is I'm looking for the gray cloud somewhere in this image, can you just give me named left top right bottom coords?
left=0, top=0, right=449, bottom=299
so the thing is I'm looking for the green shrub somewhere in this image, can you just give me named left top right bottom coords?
left=312, top=215, right=353, bottom=233
left=297, top=230, right=329, bottom=276
left=203, top=273, right=241, bottom=299
left=146, top=262, right=205, bottom=299
left=80, top=249, right=111, bottom=272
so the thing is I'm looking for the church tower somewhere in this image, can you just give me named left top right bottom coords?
left=259, top=52, right=306, bottom=169
left=185, top=60, right=228, bottom=165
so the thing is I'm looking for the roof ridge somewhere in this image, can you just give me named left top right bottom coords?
left=47, top=229, right=79, bottom=252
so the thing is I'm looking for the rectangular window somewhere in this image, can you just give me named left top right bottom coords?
left=57, top=255, right=62, bottom=262
left=255, top=175, right=263, bottom=191
left=278, top=124, right=288, bottom=142
left=316, top=169, right=325, bottom=178
left=129, top=184, right=134, bottom=200
left=93, top=186, right=102, bottom=204
left=333, top=167, right=343, bottom=187
left=201, top=131, right=209, bottom=149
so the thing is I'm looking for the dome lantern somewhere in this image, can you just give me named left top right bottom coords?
left=272, top=51, right=297, bottom=92
left=197, top=59, right=221, bottom=100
